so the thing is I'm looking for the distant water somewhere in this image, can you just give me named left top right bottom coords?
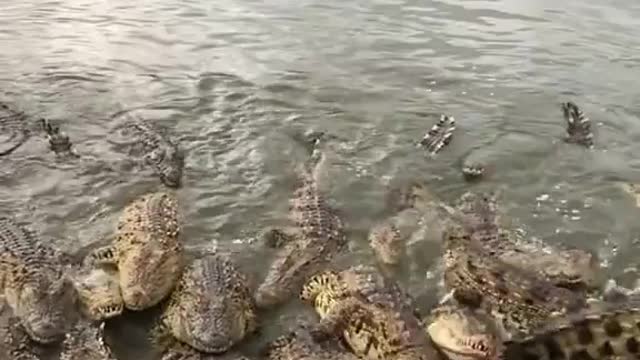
left=1, top=0, right=640, bottom=358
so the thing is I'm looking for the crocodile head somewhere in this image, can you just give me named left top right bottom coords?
left=427, top=305, right=501, bottom=360
left=16, top=274, right=77, bottom=344
left=60, top=322, right=115, bottom=360
left=369, top=222, right=403, bottom=265
left=162, top=256, right=257, bottom=353
left=455, top=191, right=500, bottom=234
left=72, top=266, right=124, bottom=321
left=145, top=145, right=184, bottom=188
left=118, top=240, right=184, bottom=311
left=255, top=240, right=321, bottom=309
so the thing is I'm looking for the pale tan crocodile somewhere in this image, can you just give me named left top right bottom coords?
left=368, top=220, right=404, bottom=266
left=89, top=191, right=184, bottom=311
left=300, top=265, right=440, bottom=360
left=151, top=254, right=257, bottom=354
left=0, top=216, right=78, bottom=344
left=70, top=264, right=123, bottom=321
left=425, top=304, right=502, bottom=360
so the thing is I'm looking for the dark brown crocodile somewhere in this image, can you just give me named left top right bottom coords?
left=418, top=114, right=456, bottom=155
left=255, top=150, right=347, bottom=309
left=500, top=297, right=640, bottom=360
left=442, top=224, right=585, bottom=335
left=300, top=264, right=440, bottom=360
left=562, top=101, right=594, bottom=149
left=0, top=102, right=75, bottom=157
left=454, top=191, right=601, bottom=292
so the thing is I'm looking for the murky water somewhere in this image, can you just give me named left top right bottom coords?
left=1, top=0, right=640, bottom=358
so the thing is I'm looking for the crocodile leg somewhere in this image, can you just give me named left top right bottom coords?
left=87, top=246, right=118, bottom=266
left=310, top=297, right=367, bottom=342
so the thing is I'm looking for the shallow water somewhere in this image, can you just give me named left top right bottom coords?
left=1, top=0, right=640, bottom=357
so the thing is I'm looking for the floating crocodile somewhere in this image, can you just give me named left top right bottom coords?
left=562, top=101, right=594, bottom=149
left=255, top=150, right=347, bottom=309
left=0, top=216, right=78, bottom=344
left=418, top=114, right=456, bottom=155
left=425, top=304, right=501, bottom=360
left=500, top=297, right=640, bottom=360
left=265, top=319, right=360, bottom=360
left=89, top=191, right=184, bottom=311
left=453, top=191, right=601, bottom=292
left=0, top=102, right=75, bottom=157
left=151, top=254, right=257, bottom=354
left=442, top=224, right=585, bottom=336
left=117, top=112, right=185, bottom=188
left=300, top=264, right=440, bottom=360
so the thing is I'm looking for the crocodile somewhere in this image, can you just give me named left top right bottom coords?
left=255, top=150, right=347, bottom=309
left=418, top=114, right=456, bottom=155
left=300, top=264, right=440, bottom=360
left=265, top=320, right=360, bottom=360
left=0, top=216, right=78, bottom=344
left=70, top=264, right=123, bottom=321
left=1, top=315, right=49, bottom=360
left=442, top=224, right=585, bottom=336
left=453, top=191, right=601, bottom=292
left=151, top=254, right=257, bottom=354
left=117, top=110, right=185, bottom=188
left=425, top=304, right=501, bottom=360
left=561, top=101, right=594, bottom=149
left=59, top=321, right=116, bottom=360
left=500, top=297, right=640, bottom=360
left=0, top=102, right=75, bottom=157
left=368, top=220, right=404, bottom=266
left=40, top=118, right=77, bottom=157
left=89, top=191, right=184, bottom=311
left=1, top=315, right=116, bottom=360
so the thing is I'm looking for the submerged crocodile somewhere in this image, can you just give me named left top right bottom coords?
left=151, top=254, right=257, bottom=354
left=89, top=191, right=184, bottom=311
left=300, top=264, right=440, bottom=360
left=255, top=150, right=347, bottom=309
left=425, top=304, right=501, bottom=360
left=59, top=321, right=116, bottom=360
left=0, top=216, right=78, bottom=344
left=418, top=114, right=456, bottom=155
left=561, top=101, right=594, bottom=149
left=265, top=320, right=359, bottom=360
left=117, top=110, right=185, bottom=188
left=368, top=220, right=404, bottom=266
left=0, top=102, right=75, bottom=157
left=501, top=297, right=640, bottom=360
left=442, top=224, right=585, bottom=336
left=1, top=315, right=115, bottom=360
left=454, top=191, right=600, bottom=292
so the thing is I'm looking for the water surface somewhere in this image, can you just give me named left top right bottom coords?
left=1, top=0, right=640, bottom=357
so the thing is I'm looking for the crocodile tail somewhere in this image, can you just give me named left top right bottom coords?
left=418, top=114, right=456, bottom=155
left=562, top=101, right=594, bottom=148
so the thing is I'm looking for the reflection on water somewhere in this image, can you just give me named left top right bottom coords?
left=1, top=0, right=640, bottom=358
